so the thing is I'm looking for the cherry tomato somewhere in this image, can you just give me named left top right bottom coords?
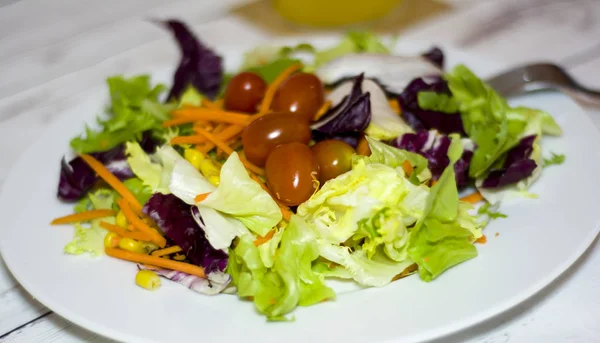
left=242, top=113, right=312, bottom=167
left=311, top=140, right=355, bottom=183
left=223, top=72, right=267, bottom=113
left=265, top=142, right=320, bottom=206
left=270, top=72, right=325, bottom=122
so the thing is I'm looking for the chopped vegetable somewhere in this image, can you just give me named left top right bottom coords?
left=51, top=210, right=116, bottom=225
left=136, top=270, right=162, bottom=291
left=259, top=63, right=303, bottom=114
left=151, top=246, right=182, bottom=257
left=543, top=152, right=566, bottom=167
left=118, top=198, right=166, bottom=248
left=80, top=154, right=144, bottom=214
left=106, top=247, right=206, bottom=278
left=99, top=221, right=151, bottom=241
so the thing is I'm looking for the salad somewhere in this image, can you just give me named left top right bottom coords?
left=51, top=19, right=565, bottom=320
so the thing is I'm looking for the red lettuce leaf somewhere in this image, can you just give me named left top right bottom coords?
left=397, top=77, right=465, bottom=135
left=160, top=19, right=223, bottom=100
left=142, top=193, right=228, bottom=273
left=393, top=131, right=474, bottom=188
left=421, top=47, right=444, bottom=69
left=480, top=135, right=537, bottom=188
left=57, top=132, right=159, bottom=201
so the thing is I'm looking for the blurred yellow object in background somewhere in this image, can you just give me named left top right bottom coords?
left=273, top=0, right=403, bottom=27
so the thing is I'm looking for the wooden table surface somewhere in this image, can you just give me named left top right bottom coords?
left=0, top=0, right=599, bottom=342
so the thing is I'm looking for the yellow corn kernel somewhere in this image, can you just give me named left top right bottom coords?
left=135, top=270, right=161, bottom=291
left=115, top=210, right=128, bottom=228
left=184, top=148, right=205, bottom=170
left=199, top=159, right=220, bottom=185
left=118, top=237, right=146, bottom=254
left=104, top=232, right=121, bottom=248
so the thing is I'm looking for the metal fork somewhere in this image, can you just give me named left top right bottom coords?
left=485, top=63, right=600, bottom=107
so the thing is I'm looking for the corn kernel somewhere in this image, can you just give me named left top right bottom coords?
left=115, top=210, right=128, bottom=228
left=173, top=254, right=186, bottom=261
left=118, top=237, right=146, bottom=254
left=135, top=270, right=161, bottom=291
left=104, top=232, right=121, bottom=248
left=199, top=159, right=220, bottom=185
left=184, top=149, right=205, bottom=170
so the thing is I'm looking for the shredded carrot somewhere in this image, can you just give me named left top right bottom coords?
left=259, top=63, right=303, bottom=114
left=401, top=160, right=414, bottom=176
left=105, top=248, right=205, bottom=278
left=475, top=234, right=487, bottom=244
left=173, top=254, right=186, bottom=261
left=212, top=123, right=227, bottom=134
left=194, top=192, right=212, bottom=203
left=388, top=99, right=401, bottom=115
left=215, top=99, right=224, bottom=108
left=166, top=108, right=253, bottom=127
left=201, top=99, right=220, bottom=109
left=460, top=191, right=484, bottom=204
left=80, top=154, right=143, bottom=214
left=430, top=180, right=438, bottom=187
left=118, top=199, right=166, bottom=248
left=99, top=221, right=152, bottom=241
left=151, top=245, right=182, bottom=257
left=195, top=127, right=264, bottom=175
left=51, top=209, right=116, bottom=225
left=356, top=136, right=371, bottom=156
left=176, top=124, right=245, bottom=147
left=254, top=229, right=276, bottom=246
left=313, top=100, right=332, bottom=121
left=250, top=174, right=292, bottom=221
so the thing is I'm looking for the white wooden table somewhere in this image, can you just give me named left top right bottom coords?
left=1, top=0, right=599, bottom=342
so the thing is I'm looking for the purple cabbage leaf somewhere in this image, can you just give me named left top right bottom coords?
left=138, top=264, right=232, bottom=295
left=393, top=130, right=474, bottom=188
left=397, top=77, right=465, bottom=135
left=142, top=193, right=228, bottom=273
left=479, top=135, right=538, bottom=189
left=159, top=19, right=223, bottom=101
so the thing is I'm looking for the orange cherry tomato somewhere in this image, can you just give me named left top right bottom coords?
left=270, top=72, right=325, bottom=122
left=242, top=112, right=312, bottom=167
left=223, top=72, right=267, bottom=113
left=311, top=139, right=355, bottom=183
left=265, top=142, right=320, bottom=206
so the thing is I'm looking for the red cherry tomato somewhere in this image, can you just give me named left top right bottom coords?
left=311, top=140, right=356, bottom=183
left=270, top=72, right=325, bottom=122
left=265, top=142, right=320, bottom=206
left=241, top=112, right=312, bottom=167
left=223, top=72, right=267, bottom=113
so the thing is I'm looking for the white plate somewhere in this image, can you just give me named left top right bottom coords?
left=1, top=36, right=599, bottom=343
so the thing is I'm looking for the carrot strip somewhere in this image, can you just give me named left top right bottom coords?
left=195, top=127, right=264, bottom=175
left=313, top=100, right=332, bottom=121
left=105, top=248, right=205, bottom=278
left=99, top=221, right=152, bottom=241
left=201, top=99, right=220, bottom=109
left=254, top=229, right=276, bottom=246
left=259, top=63, right=303, bottom=114
left=461, top=191, right=484, bottom=204
left=475, top=234, right=487, bottom=244
left=194, top=192, right=212, bottom=203
left=80, top=154, right=143, bottom=214
left=401, top=160, right=414, bottom=176
left=118, top=199, right=166, bottom=248
left=250, top=174, right=292, bottom=221
left=167, top=109, right=252, bottom=126
left=173, top=125, right=244, bottom=146
left=212, top=123, right=227, bottom=134
left=151, top=245, right=182, bottom=257
left=51, top=210, right=116, bottom=225
left=388, top=99, right=401, bottom=115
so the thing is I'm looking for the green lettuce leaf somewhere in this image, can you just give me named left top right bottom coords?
left=228, top=216, right=335, bottom=319
left=543, top=152, right=565, bottom=167
left=317, top=243, right=414, bottom=287
left=417, top=91, right=460, bottom=113
left=314, top=31, right=391, bottom=68
left=64, top=218, right=112, bottom=256
left=408, top=163, right=481, bottom=281
left=199, top=152, right=282, bottom=237
left=297, top=158, right=429, bottom=246
left=125, top=142, right=164, bottom=193
left=446, top=65, right=527, bottom=178
left=70, top=75, right=175, bottom=153
left=357, top=136, right=431, bottom=184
